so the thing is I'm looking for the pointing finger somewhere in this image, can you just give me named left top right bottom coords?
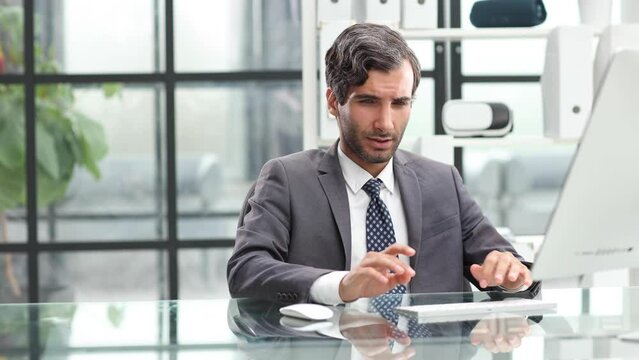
left=383, top=244, right=416, bottom=257
left=470, top=264, right=488, bottom=288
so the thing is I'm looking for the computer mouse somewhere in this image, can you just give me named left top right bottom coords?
left=279, top=316, right=332, bottom=331
left=279, top=303, right=334, bottom=321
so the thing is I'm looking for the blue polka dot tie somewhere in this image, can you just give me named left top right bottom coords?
left=363, top=180, right=431, bottom=338
left=362, top=178, right=406, bottom=295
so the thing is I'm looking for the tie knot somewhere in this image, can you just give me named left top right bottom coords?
left=362, top=178, right=383, bottom=198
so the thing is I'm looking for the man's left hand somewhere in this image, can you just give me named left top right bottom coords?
left=470, top=251, right=532, bottom=290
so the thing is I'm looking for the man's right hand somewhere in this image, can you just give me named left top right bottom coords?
left=340, top=310, right=415, bottom=359
left=339, top=244, right=416, bottom=303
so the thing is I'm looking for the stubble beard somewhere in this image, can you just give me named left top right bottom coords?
left=342, top=123, right=403, bottom=164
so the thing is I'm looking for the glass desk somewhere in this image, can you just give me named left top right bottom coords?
left=1, top=287, right=639, bottom=359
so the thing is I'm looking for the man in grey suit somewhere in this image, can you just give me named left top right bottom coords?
left=227, top=23, right=532, bottom=305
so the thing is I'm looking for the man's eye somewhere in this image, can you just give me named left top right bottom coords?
left=393, top=101, right=409, bottom=106
left=360, top=98, right=375, bottom=104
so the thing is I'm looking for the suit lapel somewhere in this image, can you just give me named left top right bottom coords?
left=394, top=151, right=423, bottom=269
left=318, top=142, right=352, bottom=269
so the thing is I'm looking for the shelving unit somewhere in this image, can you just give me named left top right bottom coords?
left=303, top=2, right=594, bottom=151
left=303, top=0, right=639, bottom=290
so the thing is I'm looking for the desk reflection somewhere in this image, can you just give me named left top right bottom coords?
left=227, top=296, right=538, bottom=359
left=5, top=287, right=631, bottom=359
left=469, top=315, right=531, bottom=353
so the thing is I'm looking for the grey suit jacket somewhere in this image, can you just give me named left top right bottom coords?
left=227, top=142, right=523, bottom=303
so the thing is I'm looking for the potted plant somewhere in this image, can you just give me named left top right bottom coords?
left=0, top=5, right=117, bottom=301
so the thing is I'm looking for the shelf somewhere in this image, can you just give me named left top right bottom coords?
left=451, top=135, right=579, bottom=147
left=401, top=27, right=549, bottom=40
left=401, top=27, right=601, bottom=41
left=318, top=136, right=579, bottom=149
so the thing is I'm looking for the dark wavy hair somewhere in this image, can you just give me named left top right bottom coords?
left=325, top=23, right=421, bottom=105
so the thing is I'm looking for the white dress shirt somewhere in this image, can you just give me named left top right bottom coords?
left=309, top=146, right=409, bottom=305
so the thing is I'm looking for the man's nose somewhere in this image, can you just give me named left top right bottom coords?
left=375, top=104, right=394, bottom=132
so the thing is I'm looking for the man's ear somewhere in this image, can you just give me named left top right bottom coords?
left=326, top=88, right=339, bottom=119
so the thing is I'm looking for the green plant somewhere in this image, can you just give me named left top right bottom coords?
left=0, top=6, right=118, bottom=299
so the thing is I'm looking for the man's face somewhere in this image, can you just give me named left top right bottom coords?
left=327, top=60, right=414, bottom=175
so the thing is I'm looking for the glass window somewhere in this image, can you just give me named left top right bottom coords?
left=0, top=84, right=26, bottom=243
left=39, top=251, right=167, bottom=302
left=34, top=0, right=163, bottom=74
left=176, top=81, right=302, bottom=239
left=0, top=252, right=27, bottom=303
left=0, top=1, right=24, bottom=74
left=179, top=248, right=232, bottom=299
left=36, top=83, right=166, bottom=242
left=175, top=0, right=301, bottom=72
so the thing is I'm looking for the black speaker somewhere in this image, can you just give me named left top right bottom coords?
left=470, top=0, right=547, bottom=28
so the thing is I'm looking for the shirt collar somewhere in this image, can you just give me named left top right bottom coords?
left=337, top=144, right=395, bottom=195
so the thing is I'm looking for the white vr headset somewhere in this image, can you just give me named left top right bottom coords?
left=442, top=100, right=513, bottom=137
